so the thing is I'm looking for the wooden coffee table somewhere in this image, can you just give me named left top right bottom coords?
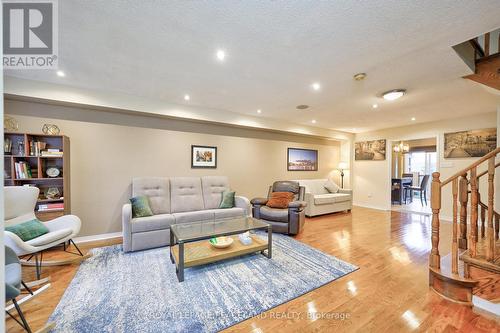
left=169, top=217, right=272, bottom=282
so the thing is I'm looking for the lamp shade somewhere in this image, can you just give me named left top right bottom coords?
left=338, top=162, right=348, bottom=170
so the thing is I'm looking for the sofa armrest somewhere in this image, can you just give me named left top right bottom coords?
left=288, top=200, right=307, bottom=209
left=122, top=203, right=133, bottom=252
left=338, top=188, right=353, bottom=195
left=235, top=195, right=251, bottom=217
left=251, top=197, right=268, bottom=206
left=305, top=192, right=314, bottom=204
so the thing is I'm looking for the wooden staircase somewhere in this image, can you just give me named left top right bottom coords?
left=428, top=147, right=500, bottom=310
left=453, top=29, right=500, bottom=91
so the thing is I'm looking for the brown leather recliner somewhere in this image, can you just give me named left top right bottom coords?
left=251, top=181, right=307, bottom=235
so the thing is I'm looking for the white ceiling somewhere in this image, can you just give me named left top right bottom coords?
left=5, top=1, right=500, bottom=133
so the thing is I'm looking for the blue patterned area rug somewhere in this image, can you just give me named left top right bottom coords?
left=49, top=233, right=357, bottom=332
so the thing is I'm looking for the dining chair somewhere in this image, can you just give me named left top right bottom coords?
left=403, top=175, right=431, bottom=206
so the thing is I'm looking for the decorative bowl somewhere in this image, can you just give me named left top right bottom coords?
left=209, top=236, right=234, bottom=249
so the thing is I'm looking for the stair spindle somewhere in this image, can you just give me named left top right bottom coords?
left=469, top=168, right=478, bottom=257
left=480, top=202, right=486, bottom=239
left=486, top=157, right=495, bottom=261
left=430, top=172, right=441, bottom=269
left=452, top=178, right=458, bottom=274
left=495, top=214, right=499, bottom=241
left=458, top=173, right=468, bottom=249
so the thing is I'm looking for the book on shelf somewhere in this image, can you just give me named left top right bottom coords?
left=38, top=203, right=64, bottom=211
left=29, top=141, right=47, bottom=156
left=14, top=161, right=33, bottom=179
left=40, top=150, right=63, bottom=157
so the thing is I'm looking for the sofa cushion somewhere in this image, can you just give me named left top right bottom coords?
left=26, top=228, right=73, bottom=246
left=172, top=210, right=215, bottom=224
left=259, top=206, right=289, bottom=223
left=132, top=177, right=170, bottom=214
left=267, top=192, right=294, bottom=209
left=219, top=191, right=235, bottom=208
left=170, top=177, right=204, bottom=213
left=201, top=176, right=230, bottom=209
left=313, top=193, right=352, bottom=205
left=130, top=196, right=154, bottom=218
left=206, top=207, right=245, bottom=219
left=297, top=179, right=329, bottom=195
left=324, top=180, right=340, bottom=193
left=131, top=214, right=175, bottom=233
left=5, top=219, right=49, bottom=241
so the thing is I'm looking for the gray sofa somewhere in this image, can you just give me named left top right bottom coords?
left=122, top=176, right=250, bottom=252
left=296, top=179, right=352, bottom=217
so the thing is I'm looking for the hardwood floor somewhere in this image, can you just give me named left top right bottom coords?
left=6, top=207, right=500, bottom=332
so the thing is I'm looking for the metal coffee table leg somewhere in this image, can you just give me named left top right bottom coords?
left=169, top=231, right=175, bottom=263
left=266, top=226, right=272, bottom=258
left=177, top=242, right=184, bottom=282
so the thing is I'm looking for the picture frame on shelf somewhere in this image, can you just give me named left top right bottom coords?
left=191, top=145, right=217, bottom=168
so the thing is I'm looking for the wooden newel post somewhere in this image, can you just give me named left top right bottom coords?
left=458, top=173, right=468, bottom=249
left=429, top=172, right=441, bottom=269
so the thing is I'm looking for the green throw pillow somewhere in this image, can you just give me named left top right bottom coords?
left=219, top=191, right=235, bottom=209
left=6, top=219, right=49, bottom=241
left=130, top=196, right=153, bottom=218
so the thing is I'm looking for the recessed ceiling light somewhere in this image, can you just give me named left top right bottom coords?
left=311, top=119, right=317, bottom=124
left=411, top=117, right=416, bottom=121
left=372, top=104, right=378, bottom=109
left=184, top=94, right=190, bottom=101
left=382, top=89, right=406, bottom=101
left=296, top=104, right=309, bottom=110
left=56, top=70, right=65, bottom=77
left=216, top=49, right=226, bottom=61
left=257, top=109, right=262, bottom=114
left=311, top=82, right=321, bottom=91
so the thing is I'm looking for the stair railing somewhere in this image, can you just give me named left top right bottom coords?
left=429, top=147, right=499, bottom=275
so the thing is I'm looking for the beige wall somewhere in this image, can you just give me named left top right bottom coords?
left=353, top=112, right=497, bottom=220
left=5, top=99, right=346, bottom=236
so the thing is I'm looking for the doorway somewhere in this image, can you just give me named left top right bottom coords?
left=391, top=137, right=437, bottom=215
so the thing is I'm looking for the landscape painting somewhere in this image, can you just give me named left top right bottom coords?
left=287, top=148, right=318, bottom=171
left=191, top=145, right=217, bottom=168
left=444, top=128, right=497, bottom=158
left=355, top=139, right=386, bottom=160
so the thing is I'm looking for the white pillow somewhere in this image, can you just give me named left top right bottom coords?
left=324, top=180, right=340, bottom=193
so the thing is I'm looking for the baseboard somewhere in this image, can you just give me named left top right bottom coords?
left=352, top=203, right=390, bottom=211
left=73, top=232, right=122, bottom=244
left=472, top=295, right=500, bottom=316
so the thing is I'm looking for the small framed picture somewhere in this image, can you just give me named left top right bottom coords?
left=191, top=145, right=217, bottom=168
left=287, top=148, right=318, bottom=171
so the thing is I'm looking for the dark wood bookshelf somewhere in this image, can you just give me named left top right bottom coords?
left=4, top=132, right=71, bottom=221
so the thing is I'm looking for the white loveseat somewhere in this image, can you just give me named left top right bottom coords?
left=295, top=179, right=352, bottom=217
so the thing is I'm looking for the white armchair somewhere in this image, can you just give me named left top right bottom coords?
left=4, top=186, right=86, bottom=280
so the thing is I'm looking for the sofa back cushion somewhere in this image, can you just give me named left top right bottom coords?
left=201, top=176, right=230, bottom=209
left=296, top=179, right=329, bottom=195
left=132, top=177, right=170, bottom=214
left=170, top=177, right=204, bottom=213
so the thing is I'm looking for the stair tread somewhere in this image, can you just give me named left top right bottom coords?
left=460, top=239, right=500, bottom=273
